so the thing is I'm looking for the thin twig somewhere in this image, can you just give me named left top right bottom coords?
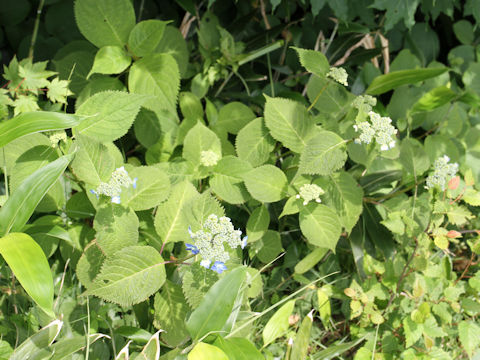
left=454, top=253, right=476, bottom=285
left=29, top=0, right=45, bottom=59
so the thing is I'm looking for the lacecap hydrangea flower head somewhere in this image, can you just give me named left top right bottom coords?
left=296, top=184, right=325, bottom=205
left=185, top=214, right=247, bottom=274
left=327, top=67, right=348, bottom=86
left=353, top=111, right=398, bottom=151
left=90, top=166, right=137, bottom=204
left=425, top=155, right=459, bottom=191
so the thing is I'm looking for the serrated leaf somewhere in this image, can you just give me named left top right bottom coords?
left=299, top=131, right=347, bottom=176
left=186, top=267, right=246, bottom=340
left=306, top=75, right=353, bottom=118
left=88, top=45, right=131, bottom=78
left=134, top=108, right=162, bottom=149
left=216, top=102, right=256, bottom=134
left=235, top=118, right=275, bottom=167
left=128, top=20, right=168, bottom=57
left=299, top=204, right=342, bottom=251
left=279, top=196, right=302, bottom=218
left=459, top=321, right=480, bottom=356
left=182, top=122, right=222, bottom=167
left=74, top=0, right=135, bottom=48
left=182, top=263, right=219, bottom=309
left=128, top=54, right=180, bottom=135
left=246, top=204, right=270, bottom=242
left=75, top=91, right=147, bottom=143
left=93, top=203, right=139, bottom=256
left=122, top=166, right=170, bottom=211
left=155, top=26, right=189, bottom=77
left=76, top=240, right=106, bottom=289
left=243, top=165, right=287, bottom=203
left=154, top=181, right=199, bottom=244
left=262, top=300, right=295, bottom=346
left=153, top=281, right=189, bottom=347
left=71, top=135, right=115, bottom=186
left=264, top=96, right=315, bottom=153
left=251, top=230, right=283, bottom=263
left=292, top=47, right=329, bottom=77
left=183, top=191, right=225, bottom=232
left=86, top=245, right=166, bottom=306
left=211, top=156, right=252, bottom=204
left=399, top=138, right=430, bottom=177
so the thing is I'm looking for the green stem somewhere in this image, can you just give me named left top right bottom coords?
left=307, top=81, right=329, bottom=111
left=85, top=296, right=90, bottom=360
left=2, top=148, right=8, bottom=199
left=28, top=0, right=45, bottom=59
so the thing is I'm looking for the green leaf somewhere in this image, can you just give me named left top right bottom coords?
left=74, top=0, right=135, bottom=48
left=306, top=75, right=353, bottom=118
left=71, top=135, right=115, bottom=186
left=153, top=280, right=190, bottom=347
left=188, top=343, right=228, bottom=360
left=292, top=47, right=329, bottom=77
left=182, top=122, right=222, bottom=167
left=183, top=191, right=225, bottom=232
left=213, top=337, right=264, bottom=360
left=311, top=338, right=365, bottom=359
left=264, top=96, right=315, bottom=153
left=366, top=67, right=449, bottom=95
left=399, top=138, right=430, bottom=177
left=215, top=102, right=256, bottom=134
left=50, top=334, right=107, bottom=360
left=128, top=54, right=180, bottom=135
left=299, top=204, right=342, bottom=251
left=235, top=118, right=275, bottom=167
left=0, top=111, right=81, bottom=148
left=299, top=131, right=347, bottom=176
left=410, top=86, right=456, bottom=113
left=128, top=20, right=168, bottom=57
left=453, top=20, right=474, bottom=45
left=371, top=0, right=419, bottom=31
left=186, top=266, right=246, bottom=340
left=74, top=91, right=146, bottom=143
left=211, top=156, right=252, bottom=204
left=179, top=92, right=203, bottom=119
left=0, top=233, right=54, bottom=317
left=316, top=172, right=363, bottom=233
left=155, top=26, right=189, bottom=78
left=0, top=154, right=73, bottom=236
left=459, top=320, right=480, bottom=357
left=123, top=166, right=171, bottom=211
left=251, top=230, right=283, bottom=263
left=294, top=247, right=328, bottom=274
left=154, top=181, right=199, bottom=244
left=76, top=240, right=106, bottom=288
left=262, top=300, right=295, bottom=346
left=243, top=165, right=287, bottom=203
left=10, top=320, right=63, bottom=360
left=291, top=311, right=314, bottom=360
left=403, top=317, right=422, bottom=347
left=139, top=331, right=162, bottom=360
left=246, top=204, right=270, bottom=242
left=134, top=108, right=162, bottom=148
left=93, top=203, right=139, bottom=256
left=182, top=263, right=219, bottom=309
left=86, top=245, right=166, bottom=306
left=88, top=45, right=131, bottom=78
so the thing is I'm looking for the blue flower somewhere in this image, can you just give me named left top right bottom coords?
left=185, top=243, right=199, bottom=255
left=211, top=261, right=227, bottom=274
left=241, top=236, right=248, bottom=249
left=200, top=259, right=212, bottom=269
left=90, top=189, right=99, bottom=199
left=132, top=177, right=138, bottom=189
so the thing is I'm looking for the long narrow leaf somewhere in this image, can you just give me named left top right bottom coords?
left=0, top=153, right=74, bottom=236
left=0, top=111, right=82, bottom=148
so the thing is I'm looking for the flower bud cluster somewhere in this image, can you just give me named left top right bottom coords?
left=352, top=95, right=377, bottom=113
left=353, top=111, right=398, bottom=151
left=426, top=155, right=459, bottom=191
left=327, top=67, right=348, bottom=86
left=185, top=214, right=247, bottom=274
left=200, top=150, right=220, bottom=167
left=296, top=184, right=325, bottom=205
left=90, top=166, right=137, bottom=204
left=48, top=131, right=67, bottom=147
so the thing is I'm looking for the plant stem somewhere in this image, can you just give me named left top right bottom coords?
left=29, top=0, right=45, bottom=59
left=2, top=148, right=8, bottom=199
left=307, top=82, right=329, bottom=111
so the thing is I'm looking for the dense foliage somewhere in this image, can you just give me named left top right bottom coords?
left=0, top=0, right=480, bottom=359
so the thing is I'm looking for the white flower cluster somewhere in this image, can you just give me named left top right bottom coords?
left=426, top=155, right=459, bottom=191
left=296, top=184, right=325, bottom=205
left=327, top=67, right=348, bottom=86
left=200, top=150, right=220, bottom=167
left=90, top=166, right=137, bottom=204
left=352, top=95, right=377, bottom=113
left=186, top=214, right=247, bottom=273
left=353, top=111, right=398, bottom=151
left=48, top=131, right=67, bottom=147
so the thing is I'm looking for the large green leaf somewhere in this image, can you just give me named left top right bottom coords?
left=366, top=67, right=449, bottom=95
left=128, top=20, right=168, bottom=58
left=182, top=263, right=219, bottom=309
left=211, top=156, right=252, bottom=204
left=292, top=47, right=329, bottom=77
left=0, top=233, right=54, bottom=317
left=213, top=337, right=264, bottom=360
left=299, top=131, right=348, bottom=176
left=235, top=118, right=275, bottom=167
left=215, top=102, right=256, bottom=134
left=188, top=343, right=228, bottom=360
left=50, top=334, right=106, bottom=360
left=10, top=320, right=63, bottom=360
left=85, top=245, right=166, bottom=306
left=243, top=165, right=287, bottom=203
left=264, top=96, right=315, bottom=153
left=74, top=0, right=135, bottom=48
left=182, top=122, right=222, bottom=167
left=0, top=111, right=81, bottom=148
left=262, top=300, right=295, bottom=346
left=88, top=45, right=131, bottom=78
left=291, top=311, right=313, bottom=360
left=74, top=91, right=146, bottom=143
left=0, top=153, right=73, bottom=236
left=183, top=191, right=225, bottom=232
left=458, top=320, right=480, bottom=357
left=155, top=26, right=189, bottom=77
left=299, top=204, right=342, bottom=251
left=399, top=138, right=430, bottom=177
left=246, top=204, right=270, bottom=242
left=186, top=266, right=246, bottom=340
